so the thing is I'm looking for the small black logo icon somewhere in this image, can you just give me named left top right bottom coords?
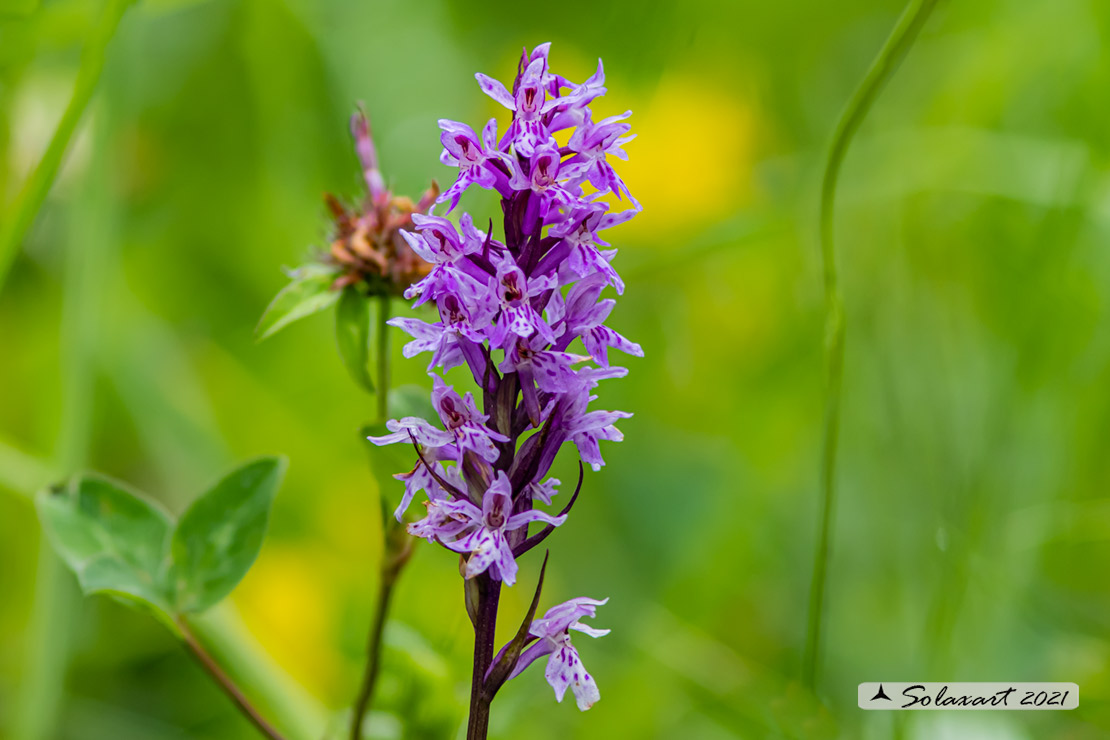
left=871, top=684, right=892, bottom=701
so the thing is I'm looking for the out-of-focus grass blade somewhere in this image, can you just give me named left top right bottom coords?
left=98, top=302, right=229, bottom=499
left=1008, top=498, right=1110, bottom=549
left=0, top=0, right=40, bottom=18
left=840, top=127, right=1091, bottom=208
left=0, top=0, right=135, bottom=294
left=0, top=438, right=54, bottom=499
left=62, top=696, right=192, bottom=740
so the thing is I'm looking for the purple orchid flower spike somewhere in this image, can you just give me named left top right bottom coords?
left=368, top=42, right=640, bottom=734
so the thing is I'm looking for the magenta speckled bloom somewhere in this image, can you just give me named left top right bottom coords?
left=508, top=597, right=610, bottom=710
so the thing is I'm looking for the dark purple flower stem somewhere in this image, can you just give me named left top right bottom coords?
left=466, top=574, right=502, bottom=740
left=464, top=186, right=527, bottom=740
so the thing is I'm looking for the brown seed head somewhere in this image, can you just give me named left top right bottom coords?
left=322, top=109, right=439, bottom=296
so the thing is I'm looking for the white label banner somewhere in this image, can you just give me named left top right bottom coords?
left=858, top=683, right=1078, bottom=710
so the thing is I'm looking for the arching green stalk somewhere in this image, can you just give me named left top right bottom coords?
left=802, top=0, right=942, bottom=692
left=13, top=93, right=115, bottom=740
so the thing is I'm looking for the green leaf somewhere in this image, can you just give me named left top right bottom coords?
left=255, top=266, right=340, bottom=341
left=35, top=475, right=175, bottom=620
left=335, top=286, right=375, bottom=393
left=171, top=457, right=286, bottom=613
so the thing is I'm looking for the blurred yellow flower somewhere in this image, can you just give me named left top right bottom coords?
left=609, top=73, right=758, bottom=236
left=234, top=545, right=341, bottom=699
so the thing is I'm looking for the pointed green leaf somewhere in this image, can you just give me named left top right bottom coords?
left=335, top=286, right=375, bottom=393
left=36, top=475, right=176, bottom=620
left=255, top=266, right=340, bottom=341
left=171, top=457, right=286, bottom=613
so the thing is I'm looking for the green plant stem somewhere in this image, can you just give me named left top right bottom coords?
left=0, top=0, right=133, bottom=294
left=184, top=608, right=327, bottom=740
left=802, top=0, right=941, bottom=692
left=348, top=532, right=412, bottom=740
left=349, top=578, right=395, bottom=740
left=376, top=294, right=390, bottom=422
left=178, top=619, right=288, bottom=740
left=348, top=292, right=410, bottom=739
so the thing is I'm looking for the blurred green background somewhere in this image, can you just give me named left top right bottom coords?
left=2, top=0, right=1110, bottom=737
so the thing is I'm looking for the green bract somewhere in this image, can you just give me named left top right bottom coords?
left=335, top=286, right=375, bottom=393
left=36, top=457, right=286, bottom=627
left=255, top=266, right=340, bottom=341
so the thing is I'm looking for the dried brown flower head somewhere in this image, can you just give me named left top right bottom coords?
left=325, top=110, right=438, bottom=296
